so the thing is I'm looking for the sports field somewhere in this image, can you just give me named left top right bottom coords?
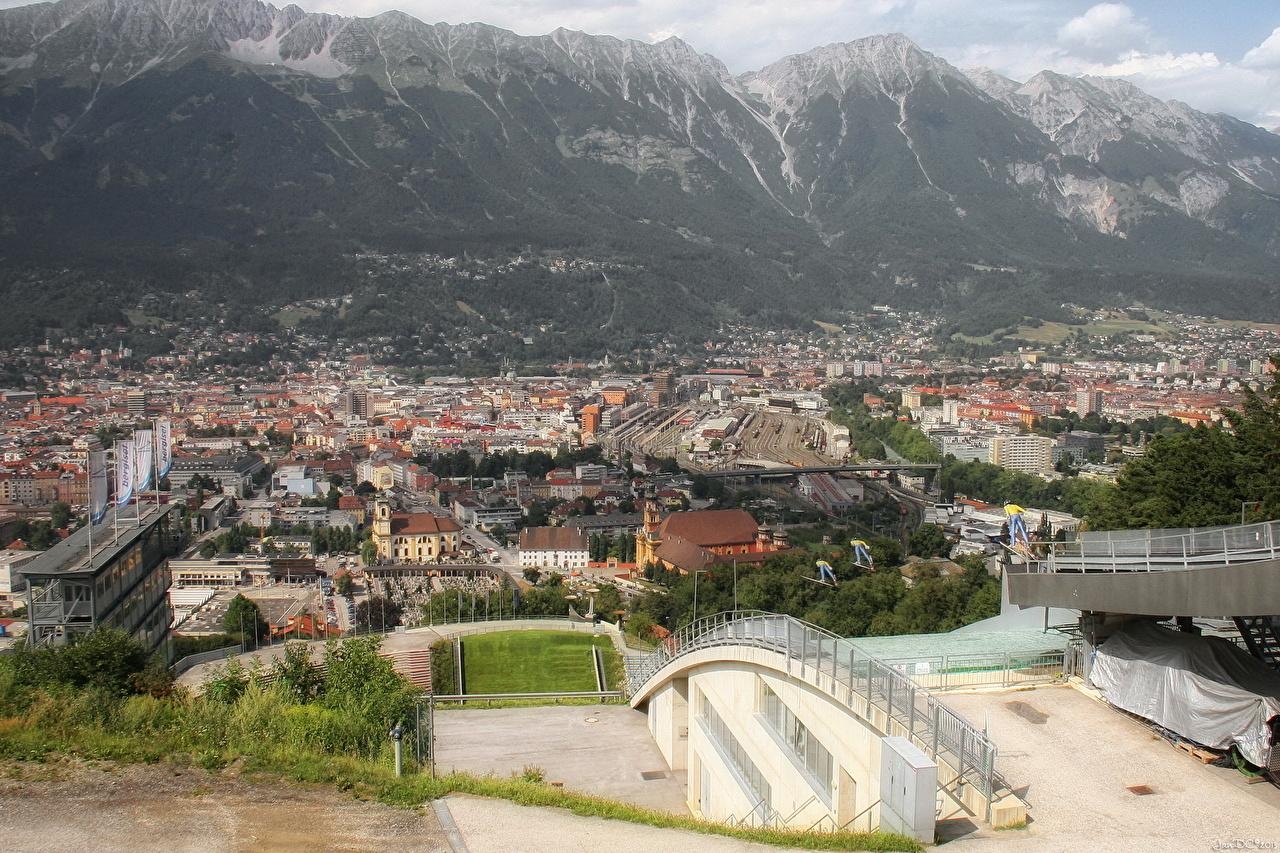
left=460, top=630, right=622, bottom=693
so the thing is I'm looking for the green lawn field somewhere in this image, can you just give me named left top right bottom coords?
left=460, top=630, right=622, bottom=694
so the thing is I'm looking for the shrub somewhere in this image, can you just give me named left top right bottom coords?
left=429, top=640, right=457, bottom=695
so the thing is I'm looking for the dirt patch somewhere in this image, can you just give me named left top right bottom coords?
left=0, top=758, right=449, bottom=852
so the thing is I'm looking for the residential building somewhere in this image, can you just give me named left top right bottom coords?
left=989, top=434, right=1055, bottom=475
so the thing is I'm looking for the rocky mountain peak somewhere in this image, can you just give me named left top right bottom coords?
left=741, top=32, right=974, bottom=118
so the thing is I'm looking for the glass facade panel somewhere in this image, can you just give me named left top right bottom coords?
left=759, top=681, right=835, bottom=803
left=697, top=689, right=771, bottom=813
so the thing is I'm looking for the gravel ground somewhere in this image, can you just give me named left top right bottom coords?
left=0, top=759, right=450, bottom=853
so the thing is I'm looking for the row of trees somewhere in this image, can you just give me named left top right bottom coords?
left=627, top=549, right=1000, bottom=640
left=940, top=458, right=1112, bottom=518
left=420, top=445, right=606, bottom=481
left=588, top=532, right=637, bottom=563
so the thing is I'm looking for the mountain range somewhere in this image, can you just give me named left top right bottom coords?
left=1, top=0, right=1278, bottom=350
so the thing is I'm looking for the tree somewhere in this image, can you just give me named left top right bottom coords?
left=223, top=594, right=269, bottom=644
left=187, top=473, right=218, bottom=491
left=908, top=523, right=950, bottom=558
left=335, top=572, right=354, bottom=596
left=361, top=539, right=378, bottom=566
left=354, top=595, right=403, bottom=632
left=522, top=567, right=542, bottom=584
left=50, top=501, right=72, bottom=529
left=270, top=641, right=324, bottom=702
left=199, top=540, right=217, bottom=559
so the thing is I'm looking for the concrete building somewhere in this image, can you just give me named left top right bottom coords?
left=170, top=455, right=265, bottom=497
left=988, top=434, right=1054, bottom=475
left=17, top=504, right=186, bottom=660
left=519, top=526, right=590, bottom=570
left=1055, top=430, right=1106, bottom=465
left=650, top=371, right=675, bottom=407
left=271, top=464, right=320, bottom=497
left=1076, top=387, right=1103, bottom=415
left=168, top=558, right=246, bottom=587
left=451, top=498, right=523, bottom=531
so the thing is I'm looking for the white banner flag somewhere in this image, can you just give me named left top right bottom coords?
left=89, top=450, right=109, bottom=523
left=155, top=419, right=172, bottom=478
left=115, top=440, right=134, bottom=506
left=134, top=429, right=153, bottom=492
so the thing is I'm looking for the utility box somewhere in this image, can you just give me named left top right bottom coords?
left=879, top=735, right=937, bottom=842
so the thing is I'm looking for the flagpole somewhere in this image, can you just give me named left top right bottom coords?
left=87, top=450, right=95, bottom=563
left=153, top=425, right=161, bottom=512
left=112, top=445, right=121, bottom=545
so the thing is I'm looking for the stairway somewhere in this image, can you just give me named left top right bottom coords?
left=1234, top=617, right=1280, bottom=670
left=387, top=648, right=434, bottom=690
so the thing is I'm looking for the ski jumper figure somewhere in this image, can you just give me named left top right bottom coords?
left=1005, top=503, right=1031, bottom=550
left=815, top=560, right=838, bottom=586
left=850, top=539, right=874, bottom=569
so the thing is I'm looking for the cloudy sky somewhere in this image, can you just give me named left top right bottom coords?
left=3, top=0, right=1278, bottom=127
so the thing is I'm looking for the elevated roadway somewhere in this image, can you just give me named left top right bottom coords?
left=697, top=463, right=940, bottom=479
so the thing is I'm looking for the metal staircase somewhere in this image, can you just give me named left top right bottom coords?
left=1234, top=616, right=1280, bottom=670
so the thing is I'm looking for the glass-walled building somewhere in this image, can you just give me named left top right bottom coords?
left=18, top=504, right=186, bottom=661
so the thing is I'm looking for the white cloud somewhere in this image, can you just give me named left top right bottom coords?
left=1242, top=26, right=1280, bottom=70
left=1057, top=3, right=1152, bottom=61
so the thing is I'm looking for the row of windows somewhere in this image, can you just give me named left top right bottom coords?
left=759, top=681, right=835, bottom=803
left=698, top=690, right=772, bottom=811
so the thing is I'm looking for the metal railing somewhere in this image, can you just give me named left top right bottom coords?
left=171, top=644, right=242, bottom=676
left=627, top=611, right=1002, bottom=811
left=1035, top=518, right=1280, bottom=573
left=876, top=649, right=1066, bottom=691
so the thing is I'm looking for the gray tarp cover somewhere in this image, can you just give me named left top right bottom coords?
left=1091, top=620, right=1280, bottom=766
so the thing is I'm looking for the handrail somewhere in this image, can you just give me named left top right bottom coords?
left=840, top=798, right=881, bottom=833
left=1035, top=518, right=1280, bottom=573
left=627, top=610, right=1002, bottom=806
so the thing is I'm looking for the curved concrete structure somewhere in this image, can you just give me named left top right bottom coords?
left=627, top=612, right=1027, bottom=834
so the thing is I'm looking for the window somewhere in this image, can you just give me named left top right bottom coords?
left=759, top=681, right=835, bottom=803
left=697, top=689, right=771, bottom=813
